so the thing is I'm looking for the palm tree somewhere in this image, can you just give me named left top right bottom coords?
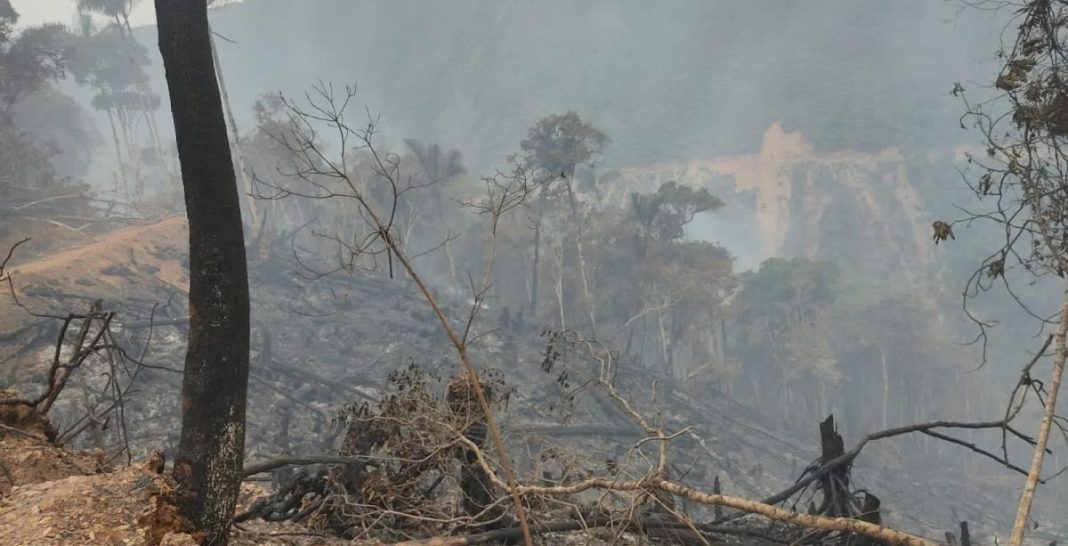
left=405, top=138, right=466, bottom=284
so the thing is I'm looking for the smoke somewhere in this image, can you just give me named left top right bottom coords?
left=95, top=0, right=1005, bottom=175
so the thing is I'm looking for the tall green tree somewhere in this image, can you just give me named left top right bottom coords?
left=155, top=1, right=250, bottom=543
left=0, top=3, right=67, bottom=112
left=520, top=111, right=608, bottom=180
left=629, top=181, right=723, bottom=258
left=520, top=111, right=608, bottom=326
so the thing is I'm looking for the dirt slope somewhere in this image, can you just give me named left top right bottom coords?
left=0, top=461, right=188, bottom=546
left=0, top=215, right=189, bottom=335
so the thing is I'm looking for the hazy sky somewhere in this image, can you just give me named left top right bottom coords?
left=10, top=0, right=153, bottom=27
left=9, top=0, right=243, bottom=28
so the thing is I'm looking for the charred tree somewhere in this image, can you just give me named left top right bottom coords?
left=154, top=1, right=251, bottom=543
left=447, top=376, right=496, bottom=522
left=852, top=492, right=886, bottom=546
left=818, top=415, right=850, bottom=517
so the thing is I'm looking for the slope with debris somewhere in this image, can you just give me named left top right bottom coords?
left=0, top=217, right=1061, bottom=544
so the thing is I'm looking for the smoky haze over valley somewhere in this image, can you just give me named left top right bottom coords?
left=135, top=1, right=1003, bottom=168
left=38, top=0, right=1005, bottom=273
left=1, top=1, right=1066, bottom=545
left=80, top=1, right=1012, bottom=270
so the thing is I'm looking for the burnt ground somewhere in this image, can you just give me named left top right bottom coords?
left=0, top=217, right=1063, bottom=544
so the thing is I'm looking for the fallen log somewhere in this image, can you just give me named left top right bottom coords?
left=241, top=455, right=375, bottom=477
left=121, top=317, right=189, bottom=330
left=386, top=513, right=789, bottom=546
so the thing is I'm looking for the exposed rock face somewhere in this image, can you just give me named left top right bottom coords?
left=610, top=123, right=943, bottom=286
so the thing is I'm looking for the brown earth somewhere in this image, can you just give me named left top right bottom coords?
left=0, top=388, right=194, bottom=546
left=0, top=215, right=189, bottom=332
left=0, top=386, right=332, bottom=546
left=0, top=460, right=191, bottom=546
left=0, top=390, right=104, bottom=498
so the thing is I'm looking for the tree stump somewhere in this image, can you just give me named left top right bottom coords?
left=447, top=375, right=496, bottom=521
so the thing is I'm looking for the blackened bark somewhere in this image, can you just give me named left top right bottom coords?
left=818, top=415, right=850, bottom=517
left=852, top=492, right=885, bottom=546
left=448, top=376, right=496, bottom=521
left=712, top=476, right=723, bottom=520
left=155, top=2, right=250, bottom=544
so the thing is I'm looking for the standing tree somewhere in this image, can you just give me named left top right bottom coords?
left=68, top=2, right=167, bottom=201
left=520, top=112, right=608, bottom=321
left=730, top=258, right=840, bottom=424
left=616, top=181, right=728, bottom=374
left=628, top=181, right=723, bottom=259
left=521, top=111, right=609, bottom=180
left=155, top=1, right=250, bottom=543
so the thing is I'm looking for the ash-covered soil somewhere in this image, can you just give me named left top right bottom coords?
left=0, top=218, right=1059, bottom=544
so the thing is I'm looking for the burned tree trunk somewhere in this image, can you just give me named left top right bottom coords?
left=852, top=492, right=886, bottom=546
left=155, top=1, right=251, bottom=543
left=819, top=415, right=850, bottom=517
left=447, top=376, right=496, bottom=521
left=815, top=415, right=886, bottom=546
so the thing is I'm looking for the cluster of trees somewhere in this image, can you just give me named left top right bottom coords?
left=0, top=0, right=174, bottom=217
left=169, top=68, right=954, bottom=542
left=0, top=1, right=80, bottom=201
left=68, top=0, right=172, bottom=202
left=729, top=258, right=983, bottom=439
left=229, top=87, right=985, bottom=441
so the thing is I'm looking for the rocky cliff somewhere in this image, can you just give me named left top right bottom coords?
left=611, top=124, right=952, bottom=290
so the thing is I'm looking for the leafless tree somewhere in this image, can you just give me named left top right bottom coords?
left=950, top=1, right=1068, bottom=543
left=252, top=82, right=540, bottom=546
left=1, top=239, right=173, bottom=466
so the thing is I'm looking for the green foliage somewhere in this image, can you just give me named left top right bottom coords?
left=0, top=5, right=94, bottom=196
left=0, top=18, right=70, bottom=111
left=728, top=257, right=842, bottom=420
left=67, top=26, right=157, bottom=113
left=735, top=257, right=838, bottom=313
left=656, top=240, right=736, bottom=312
left=520, top=111, right=608, bottom=177
left=629, top=181, right=723, bottom=252
left=731, top=257, right=839, bottom=370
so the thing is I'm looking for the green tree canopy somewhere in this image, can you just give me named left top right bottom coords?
left=629, top=181, right=723, bottom=256
left=520, top=110, right=608, bottom=177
